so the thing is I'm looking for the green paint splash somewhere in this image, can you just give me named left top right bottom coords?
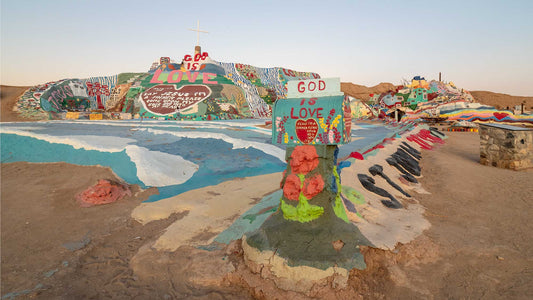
left=281, top=198, right=324, bottom=223
left=341, top=186, right=365, bottom=205
left=333, top=194, right=349, bottom=223
left=281, top=173, right=324, bottom=222
left=332, top=166, right=349, bottom=223
left=243, top=206, right=278, bottom=224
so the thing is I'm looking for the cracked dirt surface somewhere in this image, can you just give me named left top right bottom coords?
left=2, top=131, right=532, bottom=299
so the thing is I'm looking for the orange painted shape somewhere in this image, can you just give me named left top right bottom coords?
left=290, top=145, right=319, bottom=174
left=283, top=174, right=301, bottom=201
left=302, top=173, right=324, bottom=199
left=76, top=179, right=131, bottom=207
left=89, top=114, right=103, bottom=120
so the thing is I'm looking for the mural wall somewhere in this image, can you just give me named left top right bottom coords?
left=18, top=60, right=530, bottom=125
left=17, top=52, right=320, bottom=121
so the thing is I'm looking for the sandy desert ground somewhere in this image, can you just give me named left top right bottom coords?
left=1, top=86, right=532, bottom=299
left=2, top=131, right=532, bottom=299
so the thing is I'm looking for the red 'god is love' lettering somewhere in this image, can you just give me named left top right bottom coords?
left=150, top=70, right=217, bottom=84
left=297, top=80, right=326, bottom=93
left=290, top=107, right=324, bottom=119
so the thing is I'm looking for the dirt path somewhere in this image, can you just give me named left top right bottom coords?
left=382, top=132, right=533, bottom=299
left=0, top=162, right=170, bottom=298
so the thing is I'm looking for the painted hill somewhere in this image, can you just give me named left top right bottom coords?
left=8, top=51, right=320, bottom=121
left=341, top=81, right=533, bottom=112
left=352, top=76, right=533, bottom=126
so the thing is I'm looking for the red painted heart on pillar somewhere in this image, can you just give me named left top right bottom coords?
left=141, top=84, right=212, bottom=115
left=295, top=119, right=319, bottom=144
left=493, top=112, right=508, bottom=120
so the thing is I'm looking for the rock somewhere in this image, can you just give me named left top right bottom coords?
left=76, top=179, right=131, bottom=207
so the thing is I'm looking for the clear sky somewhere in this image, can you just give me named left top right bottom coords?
left=1, top=0, right=532, bottom=95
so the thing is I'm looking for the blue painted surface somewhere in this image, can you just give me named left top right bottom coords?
left=214, top=190, right=282, bottom=244
left=338, top=123, right=403, bottom=158
left=1, top=120, right=400, bottom=203
left=1, top=133, right=143, bottom=186
left=141, top=138, right=285, bottom=202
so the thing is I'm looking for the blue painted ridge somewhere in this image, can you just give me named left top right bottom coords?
left=0, top=133, right=144, bottom=187
left=213, top=190, right=282, bottom=244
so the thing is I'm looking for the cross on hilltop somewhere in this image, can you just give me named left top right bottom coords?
left=188, top=20, right=208, bottom=46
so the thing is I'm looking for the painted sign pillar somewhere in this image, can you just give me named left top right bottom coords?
left=273, top=78, right=351, bottom=145
left=245, top=78, right=371, bottom=272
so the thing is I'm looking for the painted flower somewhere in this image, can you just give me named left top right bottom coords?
left=328, top=130, right=334, bottom=143
left=283, top=173, right=301, bottom=201
left=290, top=145, right=319, bottom=174
left=302, top=173, right=324, bottom=199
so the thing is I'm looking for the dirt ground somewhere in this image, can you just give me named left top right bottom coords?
left=380, top=132, right=533, bottom=299
left=1, top=132, right=532, bottom=299
left=1, top=85, right=532, bottom=298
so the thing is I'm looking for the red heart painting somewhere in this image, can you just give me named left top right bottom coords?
left=493, top=112, right=508, bottom=120
left=141, top=84, right=212, bottom=115
left=295, top=119, right=319, bottom=144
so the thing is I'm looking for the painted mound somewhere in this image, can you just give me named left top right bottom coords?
left=346, top=76, right=533, bottom=126
left=13, top=52, right=320, bottom=121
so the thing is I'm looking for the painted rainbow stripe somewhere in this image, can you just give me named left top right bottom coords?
left=403, top=108, right=533, bottom=126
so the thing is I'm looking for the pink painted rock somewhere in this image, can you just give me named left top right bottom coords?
left=76, top=179, right=131, bottom=207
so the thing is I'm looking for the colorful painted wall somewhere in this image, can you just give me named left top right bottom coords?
left=367, top=76, right=533, bottom=126
left=15, top=52, right=320, bottom=121
left=348, top=96, right=375, bottom=119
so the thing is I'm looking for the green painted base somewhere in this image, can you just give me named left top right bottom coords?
left=245, top=209, right=371, bottom=271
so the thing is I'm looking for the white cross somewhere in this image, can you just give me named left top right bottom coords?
left=188, top=20, right=208, bottom=46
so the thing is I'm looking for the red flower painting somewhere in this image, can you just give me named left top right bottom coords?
left=302, top=173, right=324, bottom=199
left=283, top=174, right=301, bottom=201
left=290, top=145, right=319, bottom=175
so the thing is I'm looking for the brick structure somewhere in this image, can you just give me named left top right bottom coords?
left=479, top=124, right=533, bottom=170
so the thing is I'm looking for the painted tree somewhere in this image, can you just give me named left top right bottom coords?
left=246, top=144, right=372, bottom=270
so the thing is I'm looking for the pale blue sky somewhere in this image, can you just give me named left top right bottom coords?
left=1, top=0, right=532, bottom=95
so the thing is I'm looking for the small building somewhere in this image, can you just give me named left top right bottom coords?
left=479, top=123, right=533, bottom=170
left=406, top=88, right=428, bottom=107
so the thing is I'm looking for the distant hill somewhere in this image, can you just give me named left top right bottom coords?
left=340, top=82, right=396, bottom=101
left=0, top=85, right=32, bottom=122
left=470, top=91, right=533, bottom=111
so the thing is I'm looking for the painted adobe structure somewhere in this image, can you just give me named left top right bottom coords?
left=14, top=51, right=319, bottom=121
